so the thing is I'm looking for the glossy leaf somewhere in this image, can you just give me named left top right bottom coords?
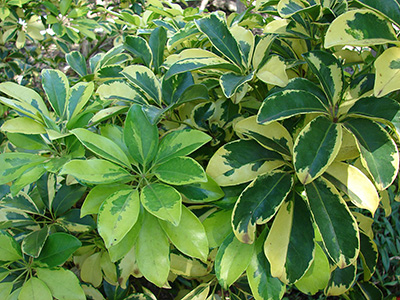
left=174, top=175, right=224, bottom=203
left=124, top=104, right=159, bottom=167
left=57, top=209, right=95, bottom=233
left=160, top=205, right=209, bottom=261
left=36, top=232, right=81, bottom=267
left=220, top=72, right=254, bottom=98
left=344, top=118, right=399, bottom=190
left=305, top=177, right=359, bottom=268
left=247, top=230, right=285, bottom=300
left=357, top=0, right=400, bottom=27
left=0, top=230, right=22, bottom=261
left=66, top=82, right=94, bottom=120
left=122, top=65, right=161, bottom=104
left=136, top=212, right=170, bottom=287
left=257, top=90, right=327, bottom=125
left=264, top=194, right=315, bottom=284
left=42, top=69, right=69, bottom=118
left=154, top=129, right=211, bottom=164
left=98, top=189, right=140, bottom=248
left=324, top=162, right=380, bottom=215
left=170, top=253, right=209, bottom=278
left=19, top=277, right=52, bottom=300
left=10, top=164, right=46, bottom=195
left=203, top=209, right=232, bottom=248
left=36, top=268, right=86, bottom=300
left=256, top=55, right=288, bottom=87
left=215, top=232, right=255, bottom=289
left=66, top=51, right=87, bottom=77
left=303, top=51, right=344, bottom=105
left=124, top=35, right=152, bottom=67
left=359, top=231, right=378, bottom=281
left=1, top=117, right=46, bottom=134
left=324, top=264, right=357, bottom=296
left=141, top=183, right=182, bottom=225
left=374, top=47, right=400, bottom=97
left=181, top=283, right=210, bottom=300
left=234, top=116, right=293, bottom=156
left=72, top=128, right=131, bottom=169
left=59, top=159, right=131, bottom=185
left=96, top=80, right=147, bottom=105
left=21, top=225, right=49, bottom=258
left=51, top=184, right=86, bottom=217
left=0, top=192, right=39, bottom=214
left=149, top=26, right=167, bottom=73
left=206, top=139, right=284, bottom=186
left=232, top=171, right=293, bottom=244
left=293, top=116, right=342, bottom=184
left=195, top=12, right=244, bottom=69
left=324, top=9, right=398, bottom=48
left=154, top=156, right=207, bottom=185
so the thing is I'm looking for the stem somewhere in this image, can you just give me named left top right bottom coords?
left=86, top=34, right=108, bottom=60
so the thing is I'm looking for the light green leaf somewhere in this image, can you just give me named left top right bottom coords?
left=141, top=183, right=182, bottom=226
left=81, top=252, right=102, bottom=287
left=0, top=230, right=22, bottom=261
left=124, top=35, right=152, bottom=67
left=295, top=242, right=330, bottom=295
left=66, top=82, right=94, bottom=120
left=1, top=117, right=46, bottom=134
left=160, top=205, right=209, bottom=261
left=344, top=118, right=399, bottom=190
left=203, top=209, right=233, bottom=248
left=36, top=268, right=86, bottom=300
left=215, top=232, right=254, bottom=289
left=174, top=174, right=224, bottom=203
left=0, top=282, right=13, bottom=299
left=181, top=283, right=210, bottom=300
left=122, top=65, right=161, bottom=104
left=96, top=80, right=147, bottom=105
left=293, top=116, right=342, bottom=184
left=305, top=177, right=359, bottom=268
left=264, top=194, right=315, bottom=284
left=220, top=72, right=254, bottom=98
left=42, top=69, right=69, bottom=119
left=256, top=55, right=288, bottom=87
left=277, top=0, right=309, bottom=17
left=136, top=211, right=170, bottom=287
left=252, top=34, right=275, bottom=70
left=257, top=90, right=327, bottom=125
left=206, top=139, right=284, bottom=186
left=59, top=159, right=131, bottom=185
left=303, top=51, right=344, bottom=105
left=81, top=184, right=127, bottom=217
left=19, top=277, right=52, bottom=300
left=234, top=115, right=293, bottom=157
left=66, top=51, right=87, bottom=77
left=247, top=229, right=285, bottom=300
left=21, top=225, right=49, bottom=258
left=167, top=25, right=200, bottom=51
left=324, top=9, right=398, bottom=48
left=0, top=81, right=49, bottom=118
left=71, top=128, right=131, bottom=169
left=36, top=232, right=81, bottom=267
left=324, top=264, right=357, bottom=296
left=170, top=253, right=210, bottom=278
left=10, top=164, right=46, bottom=195
left=124, top=104, right=159, bottom=167
left=232, top=171, right=293, bottom=244
left=154, top=156, right=207, bottom=185
left=374, top=47, right=400, bottom=97
left=195, top=12, right=244, bottom=69
left=155, top=129, right=211, bottom=164
left=0, top=153, right=47, bottom=185
left=98, top=188, right=140, bottom=248
left=324, top=162, right=380, bottom=215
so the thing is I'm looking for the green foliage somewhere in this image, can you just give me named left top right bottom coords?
left=0, top=0, right=400, bottom=299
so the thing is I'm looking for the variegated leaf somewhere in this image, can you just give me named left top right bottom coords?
left=305, top=177, right=359, bottom=268
left=324, top=162, right=380, bottom=215
left=252, top=34, right=275, bottom=70
left=230, top=25, right=255, bottom=69
left=0, top=95, right=43, bottom=122
left=66, top=51, right=87, bottom=77
left=220, top=72, right=254, bottom=98
left=167, top=26, right=200, bottom=51
left=324, top=264, right=357, bottom=296
left=10, top=164, right=46, bottom=195
left=247, top=229, right=285, bottom=300
left=149, top=26, right=167, bottom=73
left=303, top=51, right=344, bottom=105
left=344, top=118, right=399, bottom=190
left=264, top=193, right=315, bottom=284
left=0, top=230, right=23, bottom=261
left=295, top=242, right=330, bottom=295
left=170, top=253, right=209, bottom=277
left=122, top=65, right=161, bottom=104
left=356, top=0, right=400, bottom=27
left=359, top=231, right=378, bottom=281
left=195, top=12, right=244, bottom=69
left=141, top=183, right=182, bottom=226
left=256, top=55, right=288, bottom=87
left=277, top=0, right=311, bottom=18
left=257, top=90, right=327, bottom=125
left=96, top=80, right=148, bottom=104
left=124, top=35, right=152, bottom=67
left=206, top=139, right=284, bottom=186
left=232, top=171, right=293, bottom=244
left=1, top=117, right=46, bottom=134
left=181, top=283, right=210, bottom=300
left=160, top=205, right=208, bottom=261
left=154, top=129, right=211, bottom=164
left=66, top=82, right=94, bottom=120
left=71, top=128, right=131, bottom=169
left=324, top=9, right=398, bottom=48
left=59, top=159, right=132, bottom=185
left=0, top=153, right=47, bottom=185
left=235, top=115, right=293, bottom=157
left=294, top=116, right=342, bottom=184
left=124, top=104, right=159, bottom=167
left=374, top=47, right=400, bottom=97
left=136, top=211, right=170, bottom=287
left=154, top=156, right=207, bottom=185
left=42, top=69, right=69, bottom=119
left=215, top=232, right=255, bottom=289
left=98, top=188, right=139, bottom=248
left=174, top=174, right=224, bottom=203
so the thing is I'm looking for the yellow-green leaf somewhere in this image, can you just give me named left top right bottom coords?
left=256, top=55, right=288, bottom=87
left=19, top=277, right=52, bottom=300
left=1, top=117, right=46, bottom=134
left=81, top=252, right=103, bottom=287
left=374, top=47, right=400, bottom=97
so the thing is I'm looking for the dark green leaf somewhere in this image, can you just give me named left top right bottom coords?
left=220, top=72, right=254, bottom=98
left=52, top=184, right=86, bottom=217
left=124, top=35, right=152, bottom=67
left=42, top=69, right=69, bottom=119
left=149, top=26, right=167, bottom=73
left=66, top=51, right=87, bottom=77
